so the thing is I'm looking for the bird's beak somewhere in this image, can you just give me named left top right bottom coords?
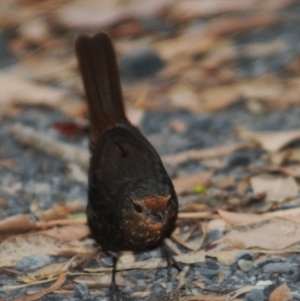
left=155, top=209, right=165, bottom=222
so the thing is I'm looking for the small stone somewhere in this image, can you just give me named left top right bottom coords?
left=263, top=262, right=295, bottom=274
left=256, top=280, right=273, bottom=286
left=151, top=283, right=165, bottom=298
left=73, top=283, right=89, bottom=300
left=100, top=256, right=112, bottom=266
left=92, top=297, right=108, bottom=301
left=196, top=267, right=219, bottom=278
left=243, top=289, right=265, bottom=301
left=120, top=48, right=165, bottom=81
left=238, top=259, right=253, bottom=272
left=16, top=254, right=52, bottom=272
left=227, top=150, right=253, bottom=169
left=136, top=279, right=146, bottom=290
left=0, top=30, right=15, bottom=68
left=235, top=251, right=254, bottom=261
left=169, top=119, right=187, bottom=133
left=34, top=183, right=50, bottom=194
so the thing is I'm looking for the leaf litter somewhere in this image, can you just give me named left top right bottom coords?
left=2, top=0, right=300, bottom=300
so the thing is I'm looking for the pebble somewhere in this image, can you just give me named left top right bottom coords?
left=16, top=254, right=52, bottom=272
left=34, top=182, right=51, bottom=194
left=196, top=267, right=219, bottom=278
left=120, top=48, right=165, bottom=81
left=0, top=30, right=15, bottom=68
left=263, top=262, right=295, bottom=274
left=235, top=251, right=254, bottom=262
left=238, top=259, right=253, bottom=272
left=73, top=283, right=89, bottom=300
left=136, top=279, right=146, bottom=290
left=226, top=150, right=253, bottom=169
left=243, top=289, right=265, bottom=301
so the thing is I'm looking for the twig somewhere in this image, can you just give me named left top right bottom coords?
left=11, top=273, right=66, bottom=301
left=11, top=124, right=89, bottom=170
left=162, top=142, right=254, bottom=165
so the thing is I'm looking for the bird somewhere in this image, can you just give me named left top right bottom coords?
left=75, top=32, right=178, bottom=298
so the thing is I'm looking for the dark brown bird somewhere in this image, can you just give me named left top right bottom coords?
left=75, top=32, right=178, bottom=296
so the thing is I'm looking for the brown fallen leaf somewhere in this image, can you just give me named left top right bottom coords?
left=169, top=0, right=258, bottom=21
left=35, top=217, right=87, bottom=229
left=0, top=158, right=13, bottom=166
left=41, top=200, right=83, bottom=221
left=218, top=210, right=267, bottom=226
left=0, top=234, right=93, bottom=267
left=18, top=262, right=67, bottom=283
left=0, top=72, right=67, bottom=109
left=216, top=218, right=300, bottom=250
left=154, top=34, right=217, bottom=62
left=38, top=224, right=90, bottom=242
left=240, top=129, right=300, bottom=152
left=74, top=273, right=134, bottom=287
left=177, top=212, right=214, bottom=219
left=85, top=249, right=240, bottom=273
left=269, top=282, right=292, bottom=301
left=250, top=175, right=298, bottom=202
left=205, top=14, right=281, bottom=37
left=218, top=207, right=300, bottom=226
left=163, top=141, right=253, bottom=165
left=226, top=285, right=266, bottom=301
left=12, top=272, right=66, bottom=301
left=0, top=214, right=37, bottom=234
left=271, top=149, right=300, bottom=166
left=173, top=171, right=214, bottom=195
left=130, top=292, right=151, bottom=298
left=56, top=0, right=170, bottom=30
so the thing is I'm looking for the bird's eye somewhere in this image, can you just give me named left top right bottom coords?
left=133, top=202, right=143, bottom=213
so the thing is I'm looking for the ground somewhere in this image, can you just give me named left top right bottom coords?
left=1, top=0, right=300, bottom=300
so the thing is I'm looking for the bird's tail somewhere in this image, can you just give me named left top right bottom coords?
left=75, top=32, right=128, bottom=148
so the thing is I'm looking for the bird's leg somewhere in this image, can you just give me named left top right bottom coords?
left=110, top=255, right=119, bottom=294
left=161, top=242, right=181, bottom=280
left=106, top=252, right=122, bottom=301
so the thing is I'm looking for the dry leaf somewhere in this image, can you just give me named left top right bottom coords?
left=163, top=141, right=252, bottom=165
left=56, top=0, right=170, bottom=30
left=42, top=200, right=83, bottom=221
left=169, top=84, right=200, bottom=111
left=0, top=214, right=37, bottom=234
left=205, top=14, right=281, bottom=37
left=38, top=224, right=90, bottom=242
left=218, top=210, right=267, bottom=225
left=74, top=273, right=134, bottom=287
left=130, top=292, right=151, bottom=298
left=269, top=282, right=292, bottom=301
left=207, top=250, right=240, bottom=266
left=241, top=129, right=300, bottom=152
left=250, top=176, right=298, bottom=202
left=217, top=218, right=300, bottom=250
left=154, top=35, right=216, bottom=62
left=12, top=272, right=66, bottom=301
left=271, top=149, right=300, bottom=165
left=18, top=262, right=67, bottom=283
left=0, top=72, right=67, bottom=109
left=173, top=171, right=213, bottom=195
left=218, top=207, right=300, bottom=226
left=170, top=0, right=257, bottom=21
left=0, top=234, right=93, bottom=267
left=119, top=252, right=135, bottom=264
